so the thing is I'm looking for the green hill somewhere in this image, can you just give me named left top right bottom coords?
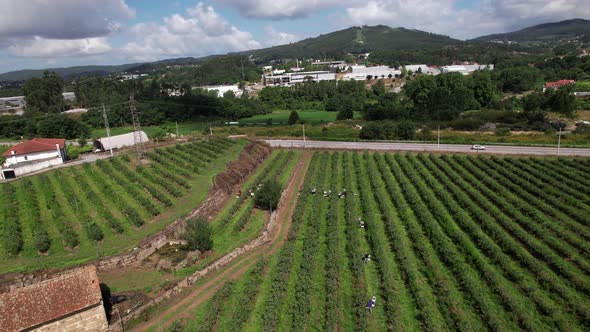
left=472, top=18, right=590, bottom=42
left=245, top=25, right=461, bottom=61
left=0, top=63, right=143, bottom=81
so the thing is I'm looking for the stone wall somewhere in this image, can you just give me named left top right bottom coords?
left=117, top=165, right=293, bottom=326
left=33, top=304, right=108, bottom=332
left=0, top=142, right=271, bottom=291
left=95, top=141, right=271, bottom=272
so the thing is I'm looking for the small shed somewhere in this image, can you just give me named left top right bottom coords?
left=95, top=131, right=149, bottom=152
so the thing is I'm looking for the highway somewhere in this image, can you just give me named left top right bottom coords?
left=265, top=139, right=590, bottom=157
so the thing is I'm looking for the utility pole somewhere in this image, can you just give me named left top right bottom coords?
left=437, top=125, right=440, bottom=150
left=302, top=124, right=306, bottom=148
left=129, top=94, right=145, bottom=163
left=102, top=104, right=113, bottom=156
left=175, top=121, right=179, bottom=137
left=209, top=124, right=213, bottom=137
left=557, top=126, right=562, bottom=157
left=241, top=60, right=245, bottom=81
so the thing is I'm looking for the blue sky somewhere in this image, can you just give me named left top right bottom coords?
left=0, top=0, right=587, bottom=74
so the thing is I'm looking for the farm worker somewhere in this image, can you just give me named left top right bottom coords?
left=311, top=188, right=317, bottom=195
left=366, top=296, right=377, bottom=312
left=364, top=254, right=371, bottom=264
left=338, top=189, right=347, bottom=198
left=358, top=217, right=365, bottom=228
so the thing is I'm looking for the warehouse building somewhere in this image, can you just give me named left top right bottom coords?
left=263, top=71, right=336, bottom=86
left=440, top=64, right=494, bottom=75
left=343, top=65, right=401, bottom=80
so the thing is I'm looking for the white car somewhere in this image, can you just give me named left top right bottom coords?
left=471, top=144, right=486, bottom=150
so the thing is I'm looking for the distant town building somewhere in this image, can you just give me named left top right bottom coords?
left=272, top=69, right=286, bottom=75
left=62, top=92, right=76, bottom=102
left=311, top=60, right=347, bottom=69
left=119, top=73, right=148, bottom=80
left=343, top=65, right=401, bottom=81
left=0, top=266, right=108, bottom=332
left=0, top=92, right=76, bottom=115
left=1, top=138, right=67, bottom=180
left=543, top=79, right=576, bottom=92
left=440, top=64, right=494, bottom=75
left=63, top=108, right=88, bottom=114
left=263, top=71, right=336, bottom=86
left=199, top=85, right=242, bottom=98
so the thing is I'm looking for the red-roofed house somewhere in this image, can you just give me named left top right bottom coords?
left=0, top=266, right=108, bottom=332
left=1, top=138, right=67, bottom=180
left=543, top=79, right=575, bottom=92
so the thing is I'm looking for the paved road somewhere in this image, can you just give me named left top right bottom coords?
left=265, top=139, right=590, bottom=157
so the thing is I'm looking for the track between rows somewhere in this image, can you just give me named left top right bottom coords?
left=131, top=151, right=312, bottom=332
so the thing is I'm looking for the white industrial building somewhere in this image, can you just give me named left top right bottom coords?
left=440, top=64, right=494, bottom=75
left=403, top=64, right=440, bottom=75
left=263, top=71, right=336, bottom=86
left=343, top=65, right=401, bottom=81
left=1, top=138, right=67, bottom=179
left=200, top=85, right=242, bottom=97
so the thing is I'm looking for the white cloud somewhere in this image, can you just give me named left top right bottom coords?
left=264, top=26, right=298, bottom=46
left=122, top=2, right=260, bottom=61
left=7, top=37, right=111, bottom=57
left=0, top=0, right=134, bottom=39
left=343, top=0, right=590, bottom=39
left=0, top=0, right=131, bottom=58
left=218, top=0, right=341, bottom=19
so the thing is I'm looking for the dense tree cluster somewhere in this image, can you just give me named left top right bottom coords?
left=184, top=217, right=213, bottom=252
left=259, top=80, right=367, bottom=110
left=23, top=71, right=65, bottom=114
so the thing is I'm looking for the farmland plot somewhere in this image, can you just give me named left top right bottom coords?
left=178, top=151, right=590, bottom=332
left=0, top=139, right=244, bottom=273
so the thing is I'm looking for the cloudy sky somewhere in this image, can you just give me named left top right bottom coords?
left=0, top=0, right=587, bottom=73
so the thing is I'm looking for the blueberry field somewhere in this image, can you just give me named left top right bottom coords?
left=0, top=139, right=244, bottom=273
left=181, top=152, right=590, bottom=332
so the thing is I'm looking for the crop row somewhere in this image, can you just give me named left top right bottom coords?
left=159, top=151, right=590, bottom=331
left=261, top=153, right=321, bottom=332
left=0, top=139, right=238, bottom=257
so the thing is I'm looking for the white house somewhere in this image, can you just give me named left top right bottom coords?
left=1, top=138, right=66, bottom=179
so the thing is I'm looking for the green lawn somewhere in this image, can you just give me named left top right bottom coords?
left=90, top=120, right=210, bottom=139
left=238, top=110, right=362, bottom=125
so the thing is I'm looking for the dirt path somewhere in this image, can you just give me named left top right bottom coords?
left=130, top=151, right=312, bottom=332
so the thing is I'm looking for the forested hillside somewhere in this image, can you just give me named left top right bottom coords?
left=246, top=25, right=460, bottom=61
left=473, top=19, right=590, bottom=42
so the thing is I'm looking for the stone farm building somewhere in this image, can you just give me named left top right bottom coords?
left=0, top=266, right=108, bottom=332
left=1, top=138, right=67, bottom=180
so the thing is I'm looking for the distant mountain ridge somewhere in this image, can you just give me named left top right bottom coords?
left=243, top=25, right=461, bottom=61
left=1, top=20, right=587, bottom=82
left=472, top=18, right=590, bottom=42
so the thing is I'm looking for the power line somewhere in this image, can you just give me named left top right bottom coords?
left=129, top=94, right=145, bottom=163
